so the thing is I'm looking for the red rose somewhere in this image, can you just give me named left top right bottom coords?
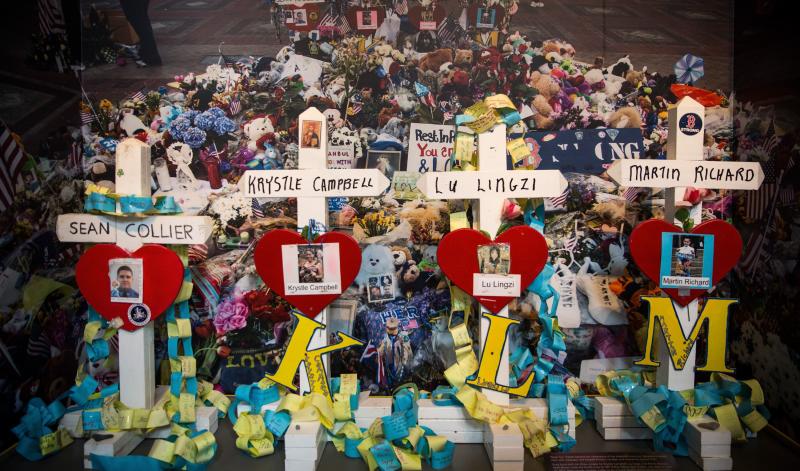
left=216, top=346, right=231, bottom=358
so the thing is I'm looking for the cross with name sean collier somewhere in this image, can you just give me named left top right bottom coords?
left=608, top=96, right=764, bottom=391
left=56, top=138, right=212, bottom=410
left=238, top=107, right=389, bottom=394
left=417, top=124, right=567, bottom=406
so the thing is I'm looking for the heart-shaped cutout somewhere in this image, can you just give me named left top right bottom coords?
left=437, top=226, right=548, bottom=313
left=629, top=219, right=742, bottom=306
left=254, top=229, right=361, bottom=318
left=75, top=244, right=185, bottom=331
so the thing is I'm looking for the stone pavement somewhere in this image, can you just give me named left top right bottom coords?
left=81, top=0, right=732, bottom=101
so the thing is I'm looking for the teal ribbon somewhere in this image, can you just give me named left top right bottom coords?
left=546, top=375, right=576, bottom=451
left=119, top=196, right=155, bottom=213
left=430, top=386, right=459, bottom=406
left=228, top=381, right=281, bottom=425
left=153, top=196, right=182, bottom=213
left=606, top=374, right=689, bottom=455
left=89, top=429, right=218, bottom=471
left=12, top=396, right=69, bottom=460
left=84, top=194, right=183, bottom=214
left=84, top=192, right=117, bottom=213
left=331, top=376, right=361, bottom=411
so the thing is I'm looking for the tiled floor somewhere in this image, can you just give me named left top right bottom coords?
left=80, top=0, right=733, bottom=100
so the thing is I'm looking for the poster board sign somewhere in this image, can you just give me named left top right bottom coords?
left=327, top=145, right=355, bottom=169
left=520, top=129, right=644, bottom=175
left=407, top=123, right=457, bottom=173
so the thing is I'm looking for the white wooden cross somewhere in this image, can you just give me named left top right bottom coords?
left=239, top=107, right=390, bottom=394
left=417, top=124, right=567, bottom=405
left=417, top=125, right=568, bottom=461
left=608, top=96, right=763, bottom=391
left=57, top=138, right=213, bottom=409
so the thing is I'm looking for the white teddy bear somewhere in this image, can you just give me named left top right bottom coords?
left=243, top=116, right=274, bottom=152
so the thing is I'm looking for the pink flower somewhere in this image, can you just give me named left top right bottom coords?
left=502, top=200, right=522, bottom=220
left=214, top=299, right=249, bottom=334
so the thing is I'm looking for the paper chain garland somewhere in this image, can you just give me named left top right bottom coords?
left=13, top=249, right=231, bottom=466
left=596, top=369, right=769, bottom=454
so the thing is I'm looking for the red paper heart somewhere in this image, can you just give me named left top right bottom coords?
left=629, top=219, right=742, bottom=306
left=75, top=244, right=184, bottom=331
left=254, top=229, right=361, bottom=318
left=437, top=226, right=548, bottom=313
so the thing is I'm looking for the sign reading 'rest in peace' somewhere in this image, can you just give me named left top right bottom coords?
left=240, top=169, right=391, bottom=198
left=607, top=160, right=764, bottom=190
left=416, top=170, right=567, bottom=199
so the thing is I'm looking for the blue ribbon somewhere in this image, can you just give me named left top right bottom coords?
left=12, top=396, right=69, bottom=460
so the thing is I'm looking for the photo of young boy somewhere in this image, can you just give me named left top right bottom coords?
left=477, top=243, right=510, bottom=275
left=298, top=245, right=324, bottom=283
left=671, top=234, right=707, bottom=277
left=109, top=258, right=143, bottom=304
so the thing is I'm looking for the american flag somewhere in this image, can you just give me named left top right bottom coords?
left=739, top=232, right=767, bottom=276
left=252, top=199, right=265, bottom=219
left=437, top=15, right=465, bottom=48
left=229, top=96, right=241, bottom=116
left=547, top=187, right=570, bottom=210
left=395, top=0, right=409, bottom=15
left=69, top=138, right=83, bottom=169
left=129, top=89, right=146, bottom=102
left=562, top=234, right=578, bottom=252
left=745, top=159, right=779, bottom=221
left=780, top=187, right=795, bottom=206
left=188, top=243, right=209, bottom=263
left=80, top=109, right=95, bottom=125
left=0, top=121, right=26, bottom=212
left=623, top=186, right=641, bottom=203
left=360, top=341, right=378, bottom=361
left=37, top=0, right=65, bottom=36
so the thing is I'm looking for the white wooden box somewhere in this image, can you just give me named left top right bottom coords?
left=594, top=396, right=630, bottom=417
left=417, top=399, right=472, bottom=420
left=83, top=431, right=143, bottom=469
left=597, top=414, right=642, bottom=429
left=689, top=446, right=733, bottom=471
left=484, top=423, right=524, bottom=448
left=683, top=419, right=731, bottom=446
left=285, top=420, right=325, bottom=448
left=597, top=426, right=652, bottom=440
left=483, top=440, right=525, bottom=462
left=354, top=396, right=392, bottom=419
left=236, top=400, right=279, bottom=416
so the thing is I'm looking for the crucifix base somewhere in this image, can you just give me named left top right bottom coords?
left=284, top=420, right=326, bottom=471
left=59, top=385, right=219, bottom=469
left=594, top=396, right=733, bottom=470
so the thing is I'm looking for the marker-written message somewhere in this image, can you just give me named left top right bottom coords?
left=416, top=170, right=567, bottom=199
left=608, top=160, right=764, bottom=190
left=240, top=169, right=390, bottom=197
left=407, top=123, right=455, bottom=173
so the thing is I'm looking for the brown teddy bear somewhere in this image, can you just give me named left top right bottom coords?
left=528, top=71, right=561, bottom=129
left=391, top=246, right=414, bottom=275
left=419, top=48, right=454, bottom=73
left=453, top=49, right=473, bottom=67
left=541, top=39, right=576, bottom=59
left=607, top=106, right=642, bottom=129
